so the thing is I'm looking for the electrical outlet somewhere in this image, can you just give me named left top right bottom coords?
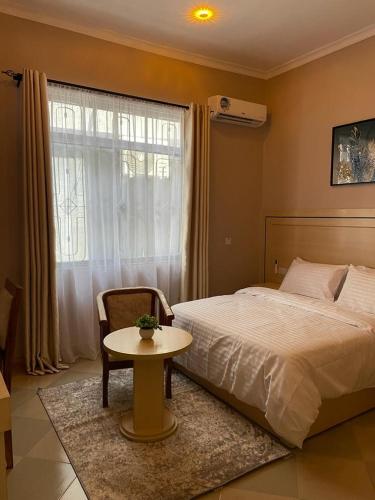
left=225, top=237, right=232, bottom=245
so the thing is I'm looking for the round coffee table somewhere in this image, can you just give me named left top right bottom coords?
left=103, top=326, right=192, bottom=442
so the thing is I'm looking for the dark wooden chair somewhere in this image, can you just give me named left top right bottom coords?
left=0, top=278, right=22, bottom=469
left=97, top=287, right=175, bottom=408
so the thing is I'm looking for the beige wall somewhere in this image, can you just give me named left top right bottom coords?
left=263, top=36, right=375, bottom=211
left=210, top=122, right=264, bottom=294
left=0, top=13, right=265, bottom=296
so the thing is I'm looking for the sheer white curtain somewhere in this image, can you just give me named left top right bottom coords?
left=48, top=83, right=185, bottom=362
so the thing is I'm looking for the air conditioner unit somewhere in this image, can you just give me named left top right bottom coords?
left=208, top=95, right=267, bottom=127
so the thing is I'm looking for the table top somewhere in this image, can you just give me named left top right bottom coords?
left=103, top=326, right=192, bottom=360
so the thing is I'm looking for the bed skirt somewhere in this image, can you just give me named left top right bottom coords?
left=173, top=361, right=375, bottom=447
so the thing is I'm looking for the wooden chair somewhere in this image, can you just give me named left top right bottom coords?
left=97, top=287, right=175, bottom=408
left=0, top=278, right=22, bottom=469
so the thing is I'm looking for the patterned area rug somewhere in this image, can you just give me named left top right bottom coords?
left=38, top=371, right=290, bottom=500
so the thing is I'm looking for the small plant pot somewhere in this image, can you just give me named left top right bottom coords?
left=139, top=328, right=155, bottom=340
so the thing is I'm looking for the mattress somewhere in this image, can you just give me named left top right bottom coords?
left=172, top=287, right=375, bottom=447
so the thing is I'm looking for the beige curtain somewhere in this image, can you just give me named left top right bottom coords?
left=181, top=104, right=211, bottom=301
left=23, top=69, right=63, bottom=374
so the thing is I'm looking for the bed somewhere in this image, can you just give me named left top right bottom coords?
left=172, top=211, right=375, bottom=447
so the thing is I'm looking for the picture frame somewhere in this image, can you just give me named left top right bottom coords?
left=331, top=118, right=375, bottom=186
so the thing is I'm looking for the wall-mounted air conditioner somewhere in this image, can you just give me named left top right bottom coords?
left=208, top=95, right=267, bottom=127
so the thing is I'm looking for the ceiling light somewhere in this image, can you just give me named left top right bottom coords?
left=192, top=7, right=215, bottom=22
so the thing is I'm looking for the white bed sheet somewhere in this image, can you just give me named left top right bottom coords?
left=172, top=287, right=375, bottom=447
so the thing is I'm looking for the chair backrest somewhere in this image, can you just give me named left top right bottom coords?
left=99, top=287, right=166, bottom=336
left=0, top=279, right=22, bottom=392
left=104, top=290, right=156, bottom=333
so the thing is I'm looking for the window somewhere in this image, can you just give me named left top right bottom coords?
left=48, top=84, right=185, bottom=264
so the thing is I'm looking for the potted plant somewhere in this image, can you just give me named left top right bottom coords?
left=135, top=314, right=162, bottom=340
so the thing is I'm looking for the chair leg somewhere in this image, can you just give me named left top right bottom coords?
left=5, top=429, right=13, bottom=469
left=165, top=359, right=172, bottom=399
left=103, top=368, right=109, bottom=408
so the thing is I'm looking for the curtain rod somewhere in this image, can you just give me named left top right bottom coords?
left=1, top=70, right=23, bottom=87
left=1, top=69, right=189, bottom=109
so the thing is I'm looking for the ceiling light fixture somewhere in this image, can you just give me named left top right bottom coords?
left=192, top=6, right=215, bottom=22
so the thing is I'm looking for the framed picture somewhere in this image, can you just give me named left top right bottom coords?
left=331, top=118, right=375, bottom=185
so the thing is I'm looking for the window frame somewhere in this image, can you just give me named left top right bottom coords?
left=48, top=87, right=184, bottom=265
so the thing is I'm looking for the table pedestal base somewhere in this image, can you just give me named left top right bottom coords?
left=120, top=408, right=178, bottom=442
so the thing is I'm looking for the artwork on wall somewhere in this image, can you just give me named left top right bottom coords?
left=331, top=118, right=375, bottom=185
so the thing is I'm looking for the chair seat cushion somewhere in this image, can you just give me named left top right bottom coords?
left=108, top=352, right=132, bottom=364
left=0, top=288, right=12, bottom=350
left=108, top=352, right=120, bottom=362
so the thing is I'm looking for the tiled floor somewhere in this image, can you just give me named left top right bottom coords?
left=7, top=359, right=375, bottom=500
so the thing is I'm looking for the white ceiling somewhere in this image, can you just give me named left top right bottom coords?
left=2, top=0, right=375, bottom=78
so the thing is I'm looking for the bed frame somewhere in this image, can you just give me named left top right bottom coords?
left=174, top=209, right=375, bottom=446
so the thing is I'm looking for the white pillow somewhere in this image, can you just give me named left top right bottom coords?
left=279, top=257, right=348, bottom=301
left=0, top=288, right=12, bottom=350
left=336, top=265, right=375, bottom=314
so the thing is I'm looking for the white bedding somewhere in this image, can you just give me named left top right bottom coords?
left=172, top=287, right=375, bottom=447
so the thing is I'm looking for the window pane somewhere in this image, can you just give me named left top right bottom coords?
left=121, top=150, right=145, bottom=177
left=52, top=154, right=87, bottom=262
left=118, top=113, right=145, bottom=142
left=96, top=109, right=113, bottom=136
left=148, top=118, right=181, bottom=147
left=50, top=102, right=82, bottom=131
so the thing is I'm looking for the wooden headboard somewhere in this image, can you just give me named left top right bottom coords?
left=264, top=210, right=375, bottom=284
